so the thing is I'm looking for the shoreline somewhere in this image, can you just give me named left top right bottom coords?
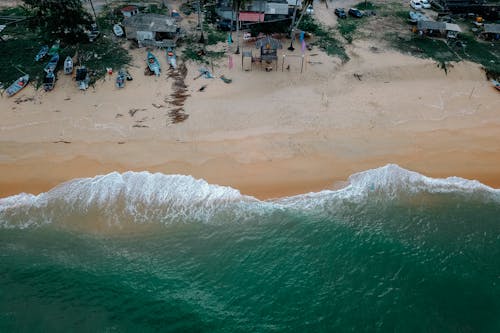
left=1, top=42, right=500, bottom=200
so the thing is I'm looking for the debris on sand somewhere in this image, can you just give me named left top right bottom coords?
left=165, top=63, right=190, bottom=124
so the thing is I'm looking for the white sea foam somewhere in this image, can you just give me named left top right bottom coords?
left=1, top=165, right=498, bottom=228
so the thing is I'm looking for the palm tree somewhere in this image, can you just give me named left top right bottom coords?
left=233, top=0, right=242, bottom=54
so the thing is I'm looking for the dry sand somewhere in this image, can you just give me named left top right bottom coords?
left=1, top=32, right=499, bottom=199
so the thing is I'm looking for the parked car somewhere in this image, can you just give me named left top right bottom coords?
left=348, top=8, right=363, bottom=18
left=421, top=0, right=431, bottom=9
left=216, top=19, right=236, bottom=31
left=306, top=5, right=314, bottom=15
left=335, top=8, right=347, bottom=19
left=410, top=0, right=423, bottom=10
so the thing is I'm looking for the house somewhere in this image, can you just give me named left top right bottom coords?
left=216, top=0, right=296, bottom=23
left=482, top=23, right=500, bottom=40
left=123, top=14, right=182, bottom=48
left=121, top=5, right=139, bottom=18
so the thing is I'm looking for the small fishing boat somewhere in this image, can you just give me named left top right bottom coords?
left=76, top=66, right=90, bottom=90
left=6, top=74, right=29, bottom=97
left=116, top=68, right=126, bottom=88
left=44, top=53, right=59, bottom=73
left=113, top=24, right=124, bottom=37
left=64, top=56, right=73, bottom=75
left=492, top=79, right=500, bottom=92
left=43, top=71, right=56, bottom=91
left=48, top=41, right=60, bottom=56
left=166, top=47, right=177, bottom=69
left=35, top=45, right=49, bottom=62
left=147, top=52, right=160, bottom=76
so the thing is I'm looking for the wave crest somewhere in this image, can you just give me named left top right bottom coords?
left=1, top=165, right=498, bottom=229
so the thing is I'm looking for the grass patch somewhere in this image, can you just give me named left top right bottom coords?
left=355, top=1, right=377, bottom=10
left=388, top=34, right=460, bottom=72
left=298, top=16, right=348, bottom=62
left=455, top=35, right=500, bottom=77
left=337, top=20, right=358, bottom=43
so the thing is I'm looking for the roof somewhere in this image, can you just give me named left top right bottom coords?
left=121, top=5, right=138, bottom=12
left=417, top=20, right=446, bottom=31
left=445, top=23, right=461, bottom=32
left=255, top=36, right=283, bottom=49
left=123, top=14, right=178, bottom=33
left=484, top=23, right=500, bottom=34
left=239, top=12, right=265, bottom=22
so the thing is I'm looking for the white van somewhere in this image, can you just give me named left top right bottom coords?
left=410, top=0, right=423, bottom=10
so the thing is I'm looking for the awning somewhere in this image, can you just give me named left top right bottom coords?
left=239, top=12, right=265, bottom=22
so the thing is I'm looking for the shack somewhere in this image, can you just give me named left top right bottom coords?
left=482, top=23, right=500, bottom=40
left=121, top=5, right=139, bottom=18
left=255, top=36, right=282, bottom=70
left=417, top=20, right=446, bottom=37
left=123, top=13, right=182, bottom=48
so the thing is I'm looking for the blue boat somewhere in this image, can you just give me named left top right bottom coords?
left=116, top=68, right=126, bottom=88
left=6, top=74, right=29, bottom=97
left=43, top=71, right=56, bottom=92
left=35, top=45, right=49, bottom=62
left=44, top=53, right=59, bottom=73
left=147, top=52, right=160, bottom=76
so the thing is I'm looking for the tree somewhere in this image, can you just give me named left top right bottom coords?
left=23, top=0, right=93, bottom=43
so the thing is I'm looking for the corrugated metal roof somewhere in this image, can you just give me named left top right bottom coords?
left=239, top=12, right=265, bottom=22
left=123, top=14, right=178, bottom=33
left=445, top=23, right=461, bottom=32
left=417, top=20, right=446, bottom=31
left=484, top=23, right=500, bottom=34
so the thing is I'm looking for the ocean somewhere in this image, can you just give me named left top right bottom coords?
left=1, top=164, right=499, bottom=332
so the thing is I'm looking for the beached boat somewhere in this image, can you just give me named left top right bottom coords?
left=166, top=47, right=177, bottom=69
left=43, top=71, right=56, bottom=91
left=76, top=66, right=90, bottom=90
left=147, top=52, right=161, bottom=76
left=116, top=68, right=126, bottom=88
left=48, top=41, right=60, bottom=56
left=492, top=79, right=500, bottom=92
left=44, top=53, right=59, bottom=73
left=35, top=45, right=49, bottom=62
left=64, top=56, right=73, bottom=75
left=113, top=24, right=124, bottom=37
left=6, top=74, right=29, bottom=97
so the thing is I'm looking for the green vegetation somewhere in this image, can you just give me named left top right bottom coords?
left=205, top=25, right=227, bottom=45
left=298, top=16, right=348, bottom=62
left=455, top=35, right=500, bottom=77
left=0, top=6, right=28, bottom=16
left=337, top=20, right=359, bottom=43
left=355, top=1, right=377, bottom=10
left=0, top=3, right=131, bottom=88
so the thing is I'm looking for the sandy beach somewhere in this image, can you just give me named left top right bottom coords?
left=1, top=4, right=499, bottom=199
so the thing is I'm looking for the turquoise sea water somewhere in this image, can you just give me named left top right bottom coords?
left=1, top=164, right=499, bottom=332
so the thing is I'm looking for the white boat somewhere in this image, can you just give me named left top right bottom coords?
left=64, top=56, right=73, bottom=75
left=113, top=24, right=124, bottom=37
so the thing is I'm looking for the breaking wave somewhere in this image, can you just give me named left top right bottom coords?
left=1, top=164, right=498, bottom=229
